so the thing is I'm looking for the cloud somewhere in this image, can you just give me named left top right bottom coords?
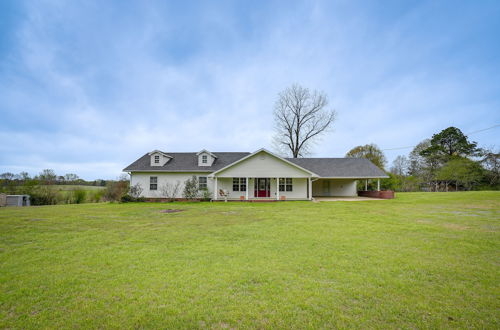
left=0, top=0, right=499, bottom=179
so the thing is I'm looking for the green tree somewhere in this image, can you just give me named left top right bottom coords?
left=421, top=127, right=480, bottom=160
left=345, top=144, right=387, bottom=169
left=436, top=157, right=484, bottom=190
left=481, top=148, right=499, bottom=187
left=183, top=176, right=200, bottom=199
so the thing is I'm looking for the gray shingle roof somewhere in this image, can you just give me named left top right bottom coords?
left=286, top=158, right=388, bottom=178
left=123, top=151, right=388, bottom=178
left=123, top=152, right=250, bottom=172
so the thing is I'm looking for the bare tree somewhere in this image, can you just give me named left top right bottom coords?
left=159, top=181, right=181, bottom=201
left=390, top=155, right=409, bottom=176
left=273, top=84, right=336, bottom=157
left=129, top=183, right=143, bottom=198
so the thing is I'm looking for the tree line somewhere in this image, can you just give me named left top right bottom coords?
left=0, top=170, right=128, bottom=205
left=346, top=127, right=499, bottom=192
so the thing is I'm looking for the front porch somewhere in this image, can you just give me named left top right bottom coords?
left=212, top=177, right=313, bottom=201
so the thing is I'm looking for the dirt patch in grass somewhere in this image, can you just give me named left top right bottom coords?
left=443, top=223, right=469, bottom=230
left=160, top=209, right=184, bottom=214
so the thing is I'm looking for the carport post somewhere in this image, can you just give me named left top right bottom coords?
left=276, top=178, right=279, bottom=200
left=308, top=178, right=312, bottom=200
left=214, top=177, right=218, bottom=200
left=377, top=179, right=380, bottom=191
left=246, top=177, right=249, bottom=200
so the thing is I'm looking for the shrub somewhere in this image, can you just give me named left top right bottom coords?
left=30, top=186, right=58, bottom=205
left=120, top=194, right=145, bottom=203
left=129, top=183, right=143, bottom=198
left=159, top=181, right=181, bottom=202
left=72, top=189, right=87, bottom=204
left=120, top=194, right=134, bottom=203
left=201, top=189, right=211, bottom=201
left=90, top=190, right=104, bottom=203
left=104, top=180, right=129, bottom=202
left=183, top=176, right=199, bottom=199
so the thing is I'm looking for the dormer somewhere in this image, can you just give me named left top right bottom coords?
left=197, top=149, right=217, bottom=166
left=148, top=150, right=172, bottom=166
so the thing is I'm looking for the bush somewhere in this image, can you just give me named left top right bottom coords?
left=90, top=190, right=104, bottom=203
left=129, top=183, right=143, bottom=198
left=120, top=194, right=145, bottom=203
left=183, top=176, right=199, bottom=199
left=30, top=186, right=58, bottom=205
left=72, top=189, right=87, bottom=204
left=104, top=181, right=129, bottom=202
left=201, top=189, right=211, bottom=201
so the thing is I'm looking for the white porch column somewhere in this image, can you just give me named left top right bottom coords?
left=365, top=179, right=368, bottom=191
left=214, top=177, right=218, bottom=200
left=308, top=177, right=312, bottom=200
left=245, top=177, right=249, bottom=200
left=377, top=179, right=380, bottom=191
left=276, top=178, right=279, bottom=200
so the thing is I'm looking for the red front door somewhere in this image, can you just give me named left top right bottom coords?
left=255, top=178, right=270, bottom=197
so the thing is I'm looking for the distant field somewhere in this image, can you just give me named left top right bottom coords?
left=0, top=192, right=498, bottom=328
left=49, top=185, right=106, bottom=191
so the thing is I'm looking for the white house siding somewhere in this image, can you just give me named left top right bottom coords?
left=215, top=151, right=311, bottom=178
left=130, top=172, right=212, bottom=198
left=312, top=179, right=357, bottom=197
left=216, top=177, right=308, bottom=200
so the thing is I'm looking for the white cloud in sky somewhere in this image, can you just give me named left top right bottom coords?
left=0, top=0, right=499, bottom=179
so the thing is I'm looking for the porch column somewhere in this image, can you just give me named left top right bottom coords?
left=377, top=179, right=380, bottom=191
left=365, top=179, right=368, bottom=191
left=308, top=177, right=312, bottom=200
left=245, top=177, right=249, bottom=200
left=214, top=177, right=218, bottom=200
left=276, top=178, right=279, bottom=200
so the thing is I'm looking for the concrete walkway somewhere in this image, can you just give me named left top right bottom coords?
left=313, top=196, right=384, bottom=202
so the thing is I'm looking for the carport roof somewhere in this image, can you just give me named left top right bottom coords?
left=286, top=158, right=388, bottom=178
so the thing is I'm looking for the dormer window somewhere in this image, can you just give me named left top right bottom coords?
left=197, top=149, right=217, bottom=166
left=148, top=150, right=172, bottom=166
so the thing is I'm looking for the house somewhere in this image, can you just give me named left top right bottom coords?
left=123, top=148, right=389, bottom=201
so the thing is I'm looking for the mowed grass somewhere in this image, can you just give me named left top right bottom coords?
left=0, top=192, right=498, bottom=328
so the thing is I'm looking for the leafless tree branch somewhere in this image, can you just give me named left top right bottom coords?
left=272, top=84, right=336, bottom=157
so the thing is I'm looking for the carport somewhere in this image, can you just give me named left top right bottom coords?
left=286, top=157, right=389, bottom=198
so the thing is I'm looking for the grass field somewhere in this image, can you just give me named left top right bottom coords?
left=0, top=192, right=498, bottom=328
left=50, top=184, right=106, bottom=191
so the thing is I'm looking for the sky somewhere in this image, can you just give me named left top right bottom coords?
left=0, top=0, right=499, bottom=180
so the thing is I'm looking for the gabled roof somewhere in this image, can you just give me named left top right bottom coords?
left=209, top=148, right=319, bottom=177
left=286, top=158, right=388, bottom=178
left=196, top=149, right=218, bottom=158
left=148, top=150, right=172, bottom=158
left=123, top=149, right=388, bottom=178
left=123, top=152, right=249, bottom=172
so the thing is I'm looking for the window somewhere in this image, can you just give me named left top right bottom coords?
left=150, top=176, right=157, bottom=190
left=154, top=155, right=160, bottom=163
left=202, top=155, right=208, bottom=164
left=232, top=177, right=246, bottom=191
left=199, top=176, right=207, bottom=190
left=279, top=178, right=293, bottom=191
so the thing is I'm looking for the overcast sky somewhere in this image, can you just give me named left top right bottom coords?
left=1, top=0, right=499, bottom=180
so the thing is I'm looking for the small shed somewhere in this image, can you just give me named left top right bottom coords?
left=6, top=195, right=31, bottom=207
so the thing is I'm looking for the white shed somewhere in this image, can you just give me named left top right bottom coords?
left=6, top=195, right=31, bottom=207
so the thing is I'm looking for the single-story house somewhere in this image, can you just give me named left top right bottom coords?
left=123, top=148, right=388, bottom=201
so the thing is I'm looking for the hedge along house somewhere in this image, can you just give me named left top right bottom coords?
left=123, top=148, right=388, bottom=201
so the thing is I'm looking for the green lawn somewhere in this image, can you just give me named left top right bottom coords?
left=0, top=192, right=498, bottom=328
